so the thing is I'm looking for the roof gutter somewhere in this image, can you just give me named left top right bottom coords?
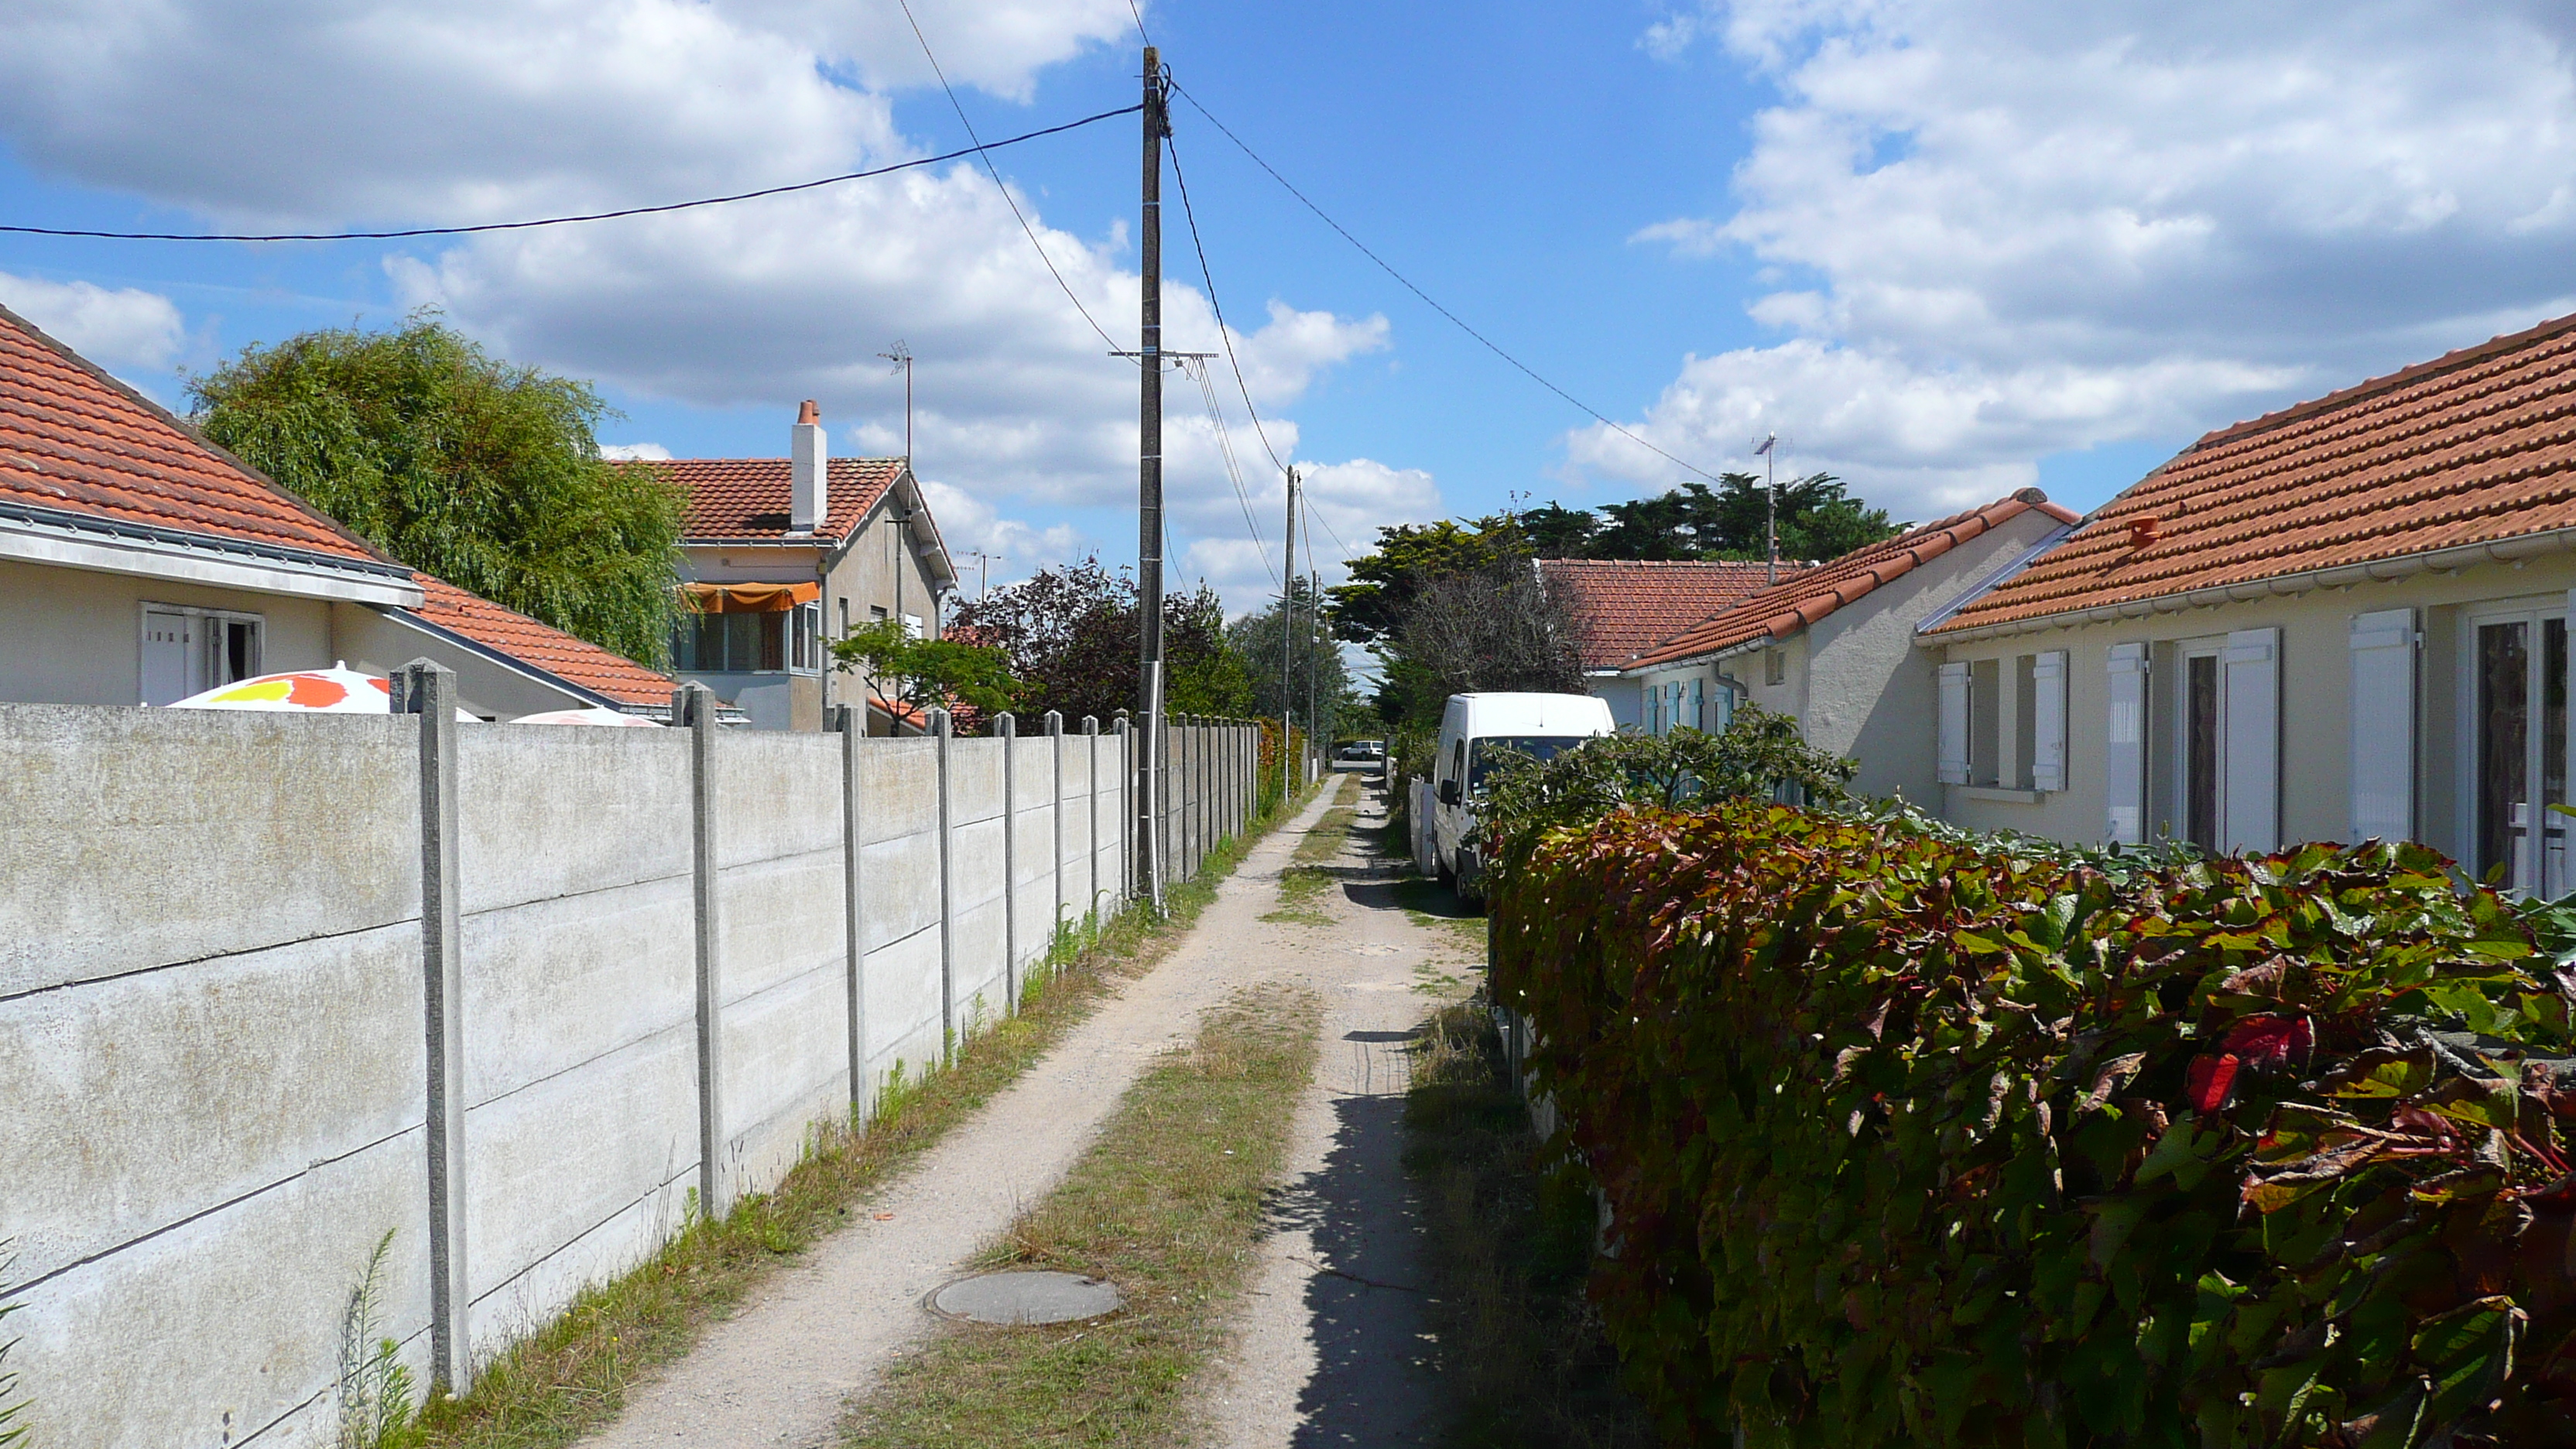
left=1925, top=523, right=2576, bottom=645
left=1616, top=632, right=1776, bottom=677
left=0, top=501, right=423, bottom=607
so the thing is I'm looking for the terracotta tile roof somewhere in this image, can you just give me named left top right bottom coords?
left=1935, top=310, right=2576, bottom=635
left=0, top=304, right=392, bottom=568
left=647, top=457, right=905, bottom=542
left=1536, top=559, right=1800, bottom=671
left=404, top=575, right=674, bottom=709
left=1623, top=490, right=2081, bottom=670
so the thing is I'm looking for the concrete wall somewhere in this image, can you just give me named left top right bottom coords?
left=0, top=701, right=1244, bottom=1449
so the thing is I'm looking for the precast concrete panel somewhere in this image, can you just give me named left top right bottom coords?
left=948, top=737, right=1006, bottom=826
left=11, top=1128, right=431, bottom=1449
left=855, top=737, right=939, bottom=845
left=0, top=923, right=426, bottom=1289
left=454, top=728, right=690, bottom=914
left=461, top=1023, right=698, bottom=1307
left=717, top=847, right=845, bottom=1004
left=0, top=705, right=420, bottom=996
left=464, top=1156, right=692, bottom=1375
left=859, top=831, right=940, bottom=950
left=951, top=814, right=1007, bottom=913
left=949, top=898, right=1008, bottom=1031
left=716, top=958, right=850, bottom=1195
left=457, top=875, right=695, bottom=1102
left=860, top=927, right=945, bottom=1080
left=710, top=731, right=844, bottom=868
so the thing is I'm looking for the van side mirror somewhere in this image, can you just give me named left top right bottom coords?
left=1439, top=779, right=1461, bottom=807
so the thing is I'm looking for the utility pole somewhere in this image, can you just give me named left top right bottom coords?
left=1756, top=431, right=1778, bottom=584
left=1135, top=46, right=1170, bottom=908
left=1281, top=464, right=1297, bottom=802
left=966, top=550, right=1002, bottom=600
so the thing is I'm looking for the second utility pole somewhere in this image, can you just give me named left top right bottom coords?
left=1281, top=465, right=1297, bottom=803
left=1135, top=46, right=1170, bottom=909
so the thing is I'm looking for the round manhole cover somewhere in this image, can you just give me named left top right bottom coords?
left=929, top=1271, right=1123, bottom=1326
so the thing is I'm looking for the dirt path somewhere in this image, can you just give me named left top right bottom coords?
left=1201, top=780, right=1479, bottom=1449
left=577, top=783, right=1351, bottom=1449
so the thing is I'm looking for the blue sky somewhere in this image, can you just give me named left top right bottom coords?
left=6, top=1, right=2576, bottom=615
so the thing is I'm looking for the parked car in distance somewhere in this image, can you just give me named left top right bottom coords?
left=1427, top=693, right=1615, bottom=901
left=1334, top=738, right=1387, bottom=766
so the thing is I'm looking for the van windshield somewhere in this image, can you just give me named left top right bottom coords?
left=1467, top=735, right=1594, bottom=788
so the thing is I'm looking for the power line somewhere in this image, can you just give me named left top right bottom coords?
left=0, top=105, right=1141, bottom=243
left=892, top=0, right=1119, bottom=351
left=1167, top=81, right=1728, bottom=488
left=1165, top=130, right=1291, bottom=482
left=1183, top=356, right=1279, bottom=587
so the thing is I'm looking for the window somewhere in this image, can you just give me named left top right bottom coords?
left=2174, top=629, right=2281, bottom=855
left=2186, top=651, right=2220, bottom=851
left=671, top=611, right=790, bottom=673
left=2465, top=607, right=2567, bottom=896
left=139, top=605, right=262, bottom=706
left=1466, top=735, right=1593, bottom=789
left=903, top=611, right=924, bottom=641
left=791, top=601, right=822, bottom=674
left=1968, top=658, right=2002, bottom=786
left=1764, top=649, right=1786, bottom=687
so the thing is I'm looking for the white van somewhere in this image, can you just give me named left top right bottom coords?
left=1430, top=691, right=1616, bottom=899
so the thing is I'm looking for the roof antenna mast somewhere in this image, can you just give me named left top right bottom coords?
left=879, top=341, right=913, bottom=464
left=1755, top=432, right=1779, bottom=584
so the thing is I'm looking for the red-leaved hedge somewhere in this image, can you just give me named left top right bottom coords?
left=1491, top=802, right=2576, bottom=1447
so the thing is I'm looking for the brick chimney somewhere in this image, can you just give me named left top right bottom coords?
left=790, top=399, right=827, bottom=534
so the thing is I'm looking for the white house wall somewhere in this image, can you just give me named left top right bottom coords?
left=0, top=557, right=333, bottom=707
left=1929, top=551, right=2576, bottom=858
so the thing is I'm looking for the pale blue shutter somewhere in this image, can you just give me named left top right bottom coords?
left=2105, top=643, right=2148, bottom=843
left=1937, top=662, right=1971, bottom=786
left=2347, top=608, right=2415, bottom=843
left=2223, top=628, right=2281, bottom=853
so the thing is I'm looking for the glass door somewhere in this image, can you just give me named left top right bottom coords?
left=2472, top=610, right=2568, bottom=896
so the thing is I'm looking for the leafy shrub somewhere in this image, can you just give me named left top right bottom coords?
left=1492, top=801, right=2576, bottom=1447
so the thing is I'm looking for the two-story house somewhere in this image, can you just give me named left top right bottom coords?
left=650, top=402, right=957, bottom=732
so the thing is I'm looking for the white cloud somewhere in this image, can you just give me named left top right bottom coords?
left=598, top=441, right=670, bottom=461
left=0, top=272, right=186, bottom=375
left=1178, top=455, right=1442, bottom=615
left=1613, top=0, right=2576, bottom=516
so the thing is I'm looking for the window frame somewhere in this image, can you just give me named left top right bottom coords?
left=137, top=601, right=264, bottom=705
left=2455, top=598, right=2570, bottom=898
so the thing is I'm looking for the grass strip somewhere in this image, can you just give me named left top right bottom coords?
left=841, top=980, right=1323, bottom=1449
left=412, top=779, right=1325, bottom=1449
left=1404, top=1002, right=1651, bottom=1449
left=1263, top=773, right=1364, bottom=924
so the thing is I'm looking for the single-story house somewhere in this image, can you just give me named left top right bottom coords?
left=1921, top=310, right=2576, bottom=896
left=1617, top=491, right=2079, bottom=803
left=0, top=303, right=674, bottom=719
left=1538, top=557, right=1790, bottom=730
left=646, top=403, right=959, bottom=732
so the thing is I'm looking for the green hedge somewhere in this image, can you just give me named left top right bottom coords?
left=1491, top=802, right=2576, bottom=1447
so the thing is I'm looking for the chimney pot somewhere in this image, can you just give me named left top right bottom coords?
left=796, top=399, right=819, bottom=426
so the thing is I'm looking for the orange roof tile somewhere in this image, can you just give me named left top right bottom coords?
left=1624, top=490, right=2080, bottom=670
left=1936, top=310, right=2576, bottom=635
left=0, top=304, right=395, bottom=570
left=649, top=457, right=905, bottom=543
left=1536, top=559, right=1800, bottom=671
left=405, top=575, right=674, bottom=709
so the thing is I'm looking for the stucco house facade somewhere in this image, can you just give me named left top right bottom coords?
left=0, top=305, right=674, bottom=720
left=649, top=402, right=958, bottom=733
left=1921, top=311, right=2576, bottom=896
left=1615, top=491, right=2078, bottom=804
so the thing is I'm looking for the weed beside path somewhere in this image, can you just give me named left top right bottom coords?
left=414, top=783, right=1325, bottom=1449
left=1404, top=1004, right=1649, bottom=1449
left=841, top=981, right=1323, bottom=1449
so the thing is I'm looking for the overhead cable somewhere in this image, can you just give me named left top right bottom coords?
left=1183, top=356, right=1279, bottom=587
left=893, top=0, right=1120, bottom=351
left=1167, top=81, right=1728, bottom=488
left=0, top=105, right=1142, bottom=243
left=1165, top=130, right=1293, bottom=482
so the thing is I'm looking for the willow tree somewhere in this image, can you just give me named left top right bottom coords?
left=188, top=313, right=685, bottom=666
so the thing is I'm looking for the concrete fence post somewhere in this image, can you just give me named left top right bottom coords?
left=1046, top=711, right=1065, bottom=944
left=997, top=711, right=1019, bottom=1015
left=393, top=659, right=471, bottom=1395
left=831, top=704, right=867, bottom=1119
left=1113, top=713, right=1132, bottom=903
left=673, top=681, right=728, bottom=1223
left=933, top=707, right=955, bottom=1057
left=1083, top=716, right=1101, bottom=923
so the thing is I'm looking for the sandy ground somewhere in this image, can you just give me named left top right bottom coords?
left=1200, top=780, right=1475, bottom=1449
left=577, top=783, right=1351, bottom=1449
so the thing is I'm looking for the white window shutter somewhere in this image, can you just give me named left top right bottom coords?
left=2031, top=650, right=2069, bottom=793
left=2223, top=628, right=2282, bottom=854
left=2105, top=643, right=2149, bottom=843
left=1937, top=662, right=1971, bottom=785
left=2347, top=609, right=2416, bottom=844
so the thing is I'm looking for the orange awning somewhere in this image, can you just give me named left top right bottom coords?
left=679, top=581, right=819, bottom=614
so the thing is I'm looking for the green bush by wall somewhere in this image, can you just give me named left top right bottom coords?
left=1492, top=802, right=2576, bottom=1447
